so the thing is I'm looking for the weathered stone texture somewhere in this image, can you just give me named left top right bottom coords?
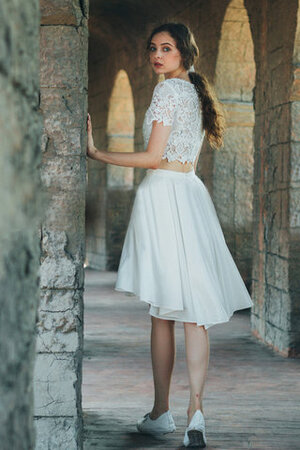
left=36, top=1, right=89, bottom=448
left=0, top=0, right=43, bottom=448
left=40, top=89, right=85, bottom=156
left=40, top=26, right=87, bottom=90
left=246, top=0, right=300, bottom=356
left=34, top=353, right=79, bottom=416
left=40, top=230, right=83, bottom=289
left=40, top=0, right=88, bottom=26
left=36, top=289, right=82, bottom=353
left=34, top=417, right=78, bottom=450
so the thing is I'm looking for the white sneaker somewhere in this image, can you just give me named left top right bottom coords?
left=183, top=410, right=207, bottom=447
left=136, top=410, right=176, bottom=436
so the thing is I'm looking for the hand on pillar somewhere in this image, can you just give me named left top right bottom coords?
left=87, top=113, right=97, bottom=158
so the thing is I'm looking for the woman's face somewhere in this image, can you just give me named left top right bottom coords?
left=148, top=31, right=184, bottom=76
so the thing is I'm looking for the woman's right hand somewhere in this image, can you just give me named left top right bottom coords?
left=87, top=113, right=96, bottom=158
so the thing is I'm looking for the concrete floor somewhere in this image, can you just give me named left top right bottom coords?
left=83, top=269, right=300, bottom=449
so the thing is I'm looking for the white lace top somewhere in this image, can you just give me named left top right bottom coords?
left=142, top=78, right=205, bottom=164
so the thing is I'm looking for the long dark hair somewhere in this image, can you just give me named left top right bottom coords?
left=146, top=22, right=225, bottom=150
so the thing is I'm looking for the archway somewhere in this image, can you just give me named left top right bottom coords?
left=214, top=0, right=256, bottom=289
left=106, top=69, right=135, bottom=187
left=105, top=70, right=135, bottom=269
left=85, top=68, right=135, bottom=270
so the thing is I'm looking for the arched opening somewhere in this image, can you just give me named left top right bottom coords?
left=105, top=70, right=136, bottom=269
left=214, top=0, right=256, bottom=289
left=85, top=68, right=136, bottom=271
left=106, top=69, right=135, bottom=187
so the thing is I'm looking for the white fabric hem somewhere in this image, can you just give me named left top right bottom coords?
left=114, top=286, right=251, bottom=331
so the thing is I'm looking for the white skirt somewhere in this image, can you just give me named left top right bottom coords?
left=114, top=167, right=254, bottom=330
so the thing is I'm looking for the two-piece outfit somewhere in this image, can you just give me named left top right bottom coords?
left=114, top=77, right=254, bottom=329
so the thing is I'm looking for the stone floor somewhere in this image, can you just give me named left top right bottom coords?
left=82, top=269, right=300, bottom=449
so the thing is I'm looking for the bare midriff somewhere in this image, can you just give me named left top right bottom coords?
left=156, top=159, right=194, bottom=173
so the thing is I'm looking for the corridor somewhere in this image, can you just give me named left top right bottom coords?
left=2, top=0, right=300, bottom=447
left=83, top=269, right=300, bottom=449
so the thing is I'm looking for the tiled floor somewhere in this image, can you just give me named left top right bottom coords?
left=83, top=269, right=300, bottom=449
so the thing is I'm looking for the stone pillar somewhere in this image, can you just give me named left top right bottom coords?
left=289, top=3, right=300, bottom=356
left=247, top=0, right=300, bottom=356
left=0, top=1, right=43, bottom=448
left=35, top=1, right=89, bottom=448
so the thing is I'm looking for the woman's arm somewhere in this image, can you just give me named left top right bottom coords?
left=87, top=114, right=172, bottom=169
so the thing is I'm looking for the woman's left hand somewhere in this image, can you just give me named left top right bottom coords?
left=87, top=113, right=97, bottom=158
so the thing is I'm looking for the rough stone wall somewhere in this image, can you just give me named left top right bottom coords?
left=0, top=1, right=43, bottom=448
left=35, top=1, right=89, bottom=448
left=290, top=4, right=300, bottom=357
left=245, top=0, right=300, bottom=356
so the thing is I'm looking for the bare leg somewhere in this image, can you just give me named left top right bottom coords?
left=184, top=323, right=210, bottom=425
left=149, top=316, right=176, bottom=419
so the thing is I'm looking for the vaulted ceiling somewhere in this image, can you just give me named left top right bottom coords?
left=88, top=0, right=195, bottom=45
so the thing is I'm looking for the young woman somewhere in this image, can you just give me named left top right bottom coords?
left=87, top=22, right=254, bottom=448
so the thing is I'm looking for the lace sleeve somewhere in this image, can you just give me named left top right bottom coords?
left=147, top=81, right=178, bottom=127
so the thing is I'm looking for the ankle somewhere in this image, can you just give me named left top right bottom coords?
left=150, top=406, right=169, bottom=419
left=187, top=404, right=204, bottom=417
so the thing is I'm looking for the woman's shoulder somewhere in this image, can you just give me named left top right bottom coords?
left=154, top=78, right=195, bottom=97
left=153, top=79, right=177, bottom=95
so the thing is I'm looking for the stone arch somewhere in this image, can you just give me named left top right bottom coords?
left=214, top=0, right=256, bottom=288
left=85, top=67, right=136, bottom=270
left=105, top=69, right=136, bottom=269
left=106, top=69, right=135, bottom=187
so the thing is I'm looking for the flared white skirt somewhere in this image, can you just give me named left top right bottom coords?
left=114, top=167, right=254, bottom=329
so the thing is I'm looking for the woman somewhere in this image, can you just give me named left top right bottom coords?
left=87, top=22, right=254, bottom=448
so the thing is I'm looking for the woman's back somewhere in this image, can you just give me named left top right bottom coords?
left=142, top=78, right=205, bottom=172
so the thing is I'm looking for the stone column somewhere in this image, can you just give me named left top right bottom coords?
left=0, top=1, right=43, bottom=448
left=34, top=1, right=89, bottom=448
left=289, top=3, right=300, bottom=356
left=247, top=0, right=300, bottom=357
